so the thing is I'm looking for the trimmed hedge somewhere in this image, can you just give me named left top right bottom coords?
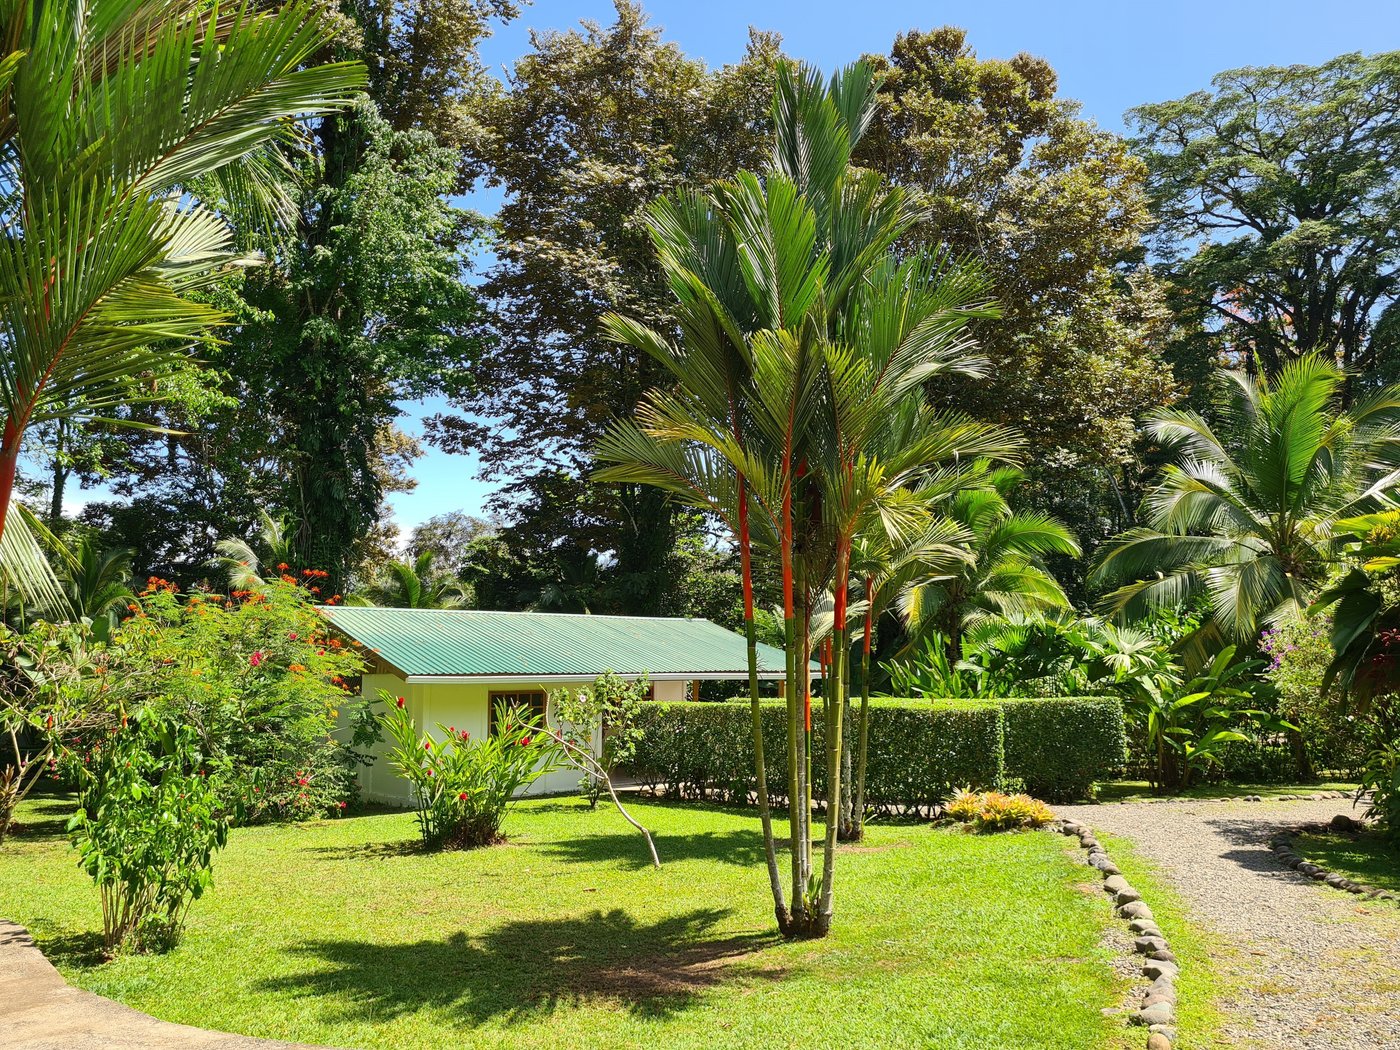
left=629, top=695, right=1126, bottom=814
left=630, top=699, right=1003, bottom=818
left=998, top=697, right=1128, bottom=802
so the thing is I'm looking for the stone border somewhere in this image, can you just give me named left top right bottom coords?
left=1267, top=818, right=1400, bottom=904
left=1057, top=819, right=1177, bottom=1050
left=1104, top=789, right=1354, bottom=806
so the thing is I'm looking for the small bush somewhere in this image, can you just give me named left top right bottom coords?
left=379, top=694, right=560, bottom=849
left=943, top=789, right=1054, bottom=832
left=967, top=791, right=1054, bottom=832
left=997, top=696, right=1127, bottom=802
left=944, top=788, right=984, bottom=822
left=66, top=711, right=231, bottom=953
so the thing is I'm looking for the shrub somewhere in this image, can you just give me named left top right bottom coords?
left=102, top=578, right=371, bottom=820
left=1262, top=615, right=1376, bottom=777
left=631, top=698, right=1005, bottom=817
left=66, top=711, right=230, bottom=953
left=952, top=791, right=1054, bottom=832
left=631, top=694, right=1124, bottom=810
left=379, top=693, right=560, bottom=849
left=944, top=788, right=983, bottom=822
left=997, top=696, right=1127, bottom=802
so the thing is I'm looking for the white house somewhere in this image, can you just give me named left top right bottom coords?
left=318, top=606, right=793, bottom=802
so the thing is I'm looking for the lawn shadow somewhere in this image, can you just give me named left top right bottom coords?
left=8, top=795, right=75, bottom=839
left=539, top=828, right=776, bottom=869
left=304, top=839, right=425, bottom=861
left=39, top=929, right=108, bottom=968
left=263, top=907, right=785, bottom=1026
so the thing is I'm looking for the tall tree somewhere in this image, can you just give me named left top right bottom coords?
left=1092, top=356, right=1400, bottom=657
left=598, top=61, right=1016, bottom=936
left=1132, top=51, right=1400, bottom=380
left=856, top=28, right=1176, bottom=563
left=72, top=1, right=514, bottom=589
left=430, top=1, right=782, bottom=614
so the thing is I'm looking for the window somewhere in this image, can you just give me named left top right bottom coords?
left=488, top=690, right=548, bottom=734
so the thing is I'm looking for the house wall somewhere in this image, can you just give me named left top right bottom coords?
left=653, top=679, right=687, bottom=702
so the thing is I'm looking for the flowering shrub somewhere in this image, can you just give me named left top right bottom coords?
left=66, top=711, right=231, bottom=953
left=944, top=789, right=1053, bottom=832
left=550, top=671, right=648, bottom=808
left=379, top=692, right=560, bottom=849
left=108, top=578, right=371, bottom=820
left=1262, top=616, right=1376, bottom=777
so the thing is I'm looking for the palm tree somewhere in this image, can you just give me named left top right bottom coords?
left=1091, top=356, right=1400, bottom=654
left=901, top=466, right=1079, bottom=661
left=596, top=61, right=1015, bottom=935
left=360, top=552, right=469, bottom=610
left=0, top=0, right=364, bottom=603
left=56, top=537, right=134, bottom=625
left=214, top=510, right=299, bottom=590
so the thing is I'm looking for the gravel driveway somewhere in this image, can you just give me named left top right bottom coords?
left=1058, top=798, right=1400, bottom=1050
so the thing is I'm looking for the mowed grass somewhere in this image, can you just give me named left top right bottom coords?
left=5, top=793, right=1148, bottom=1050
left=1293, top=830, right=1400, bottom=895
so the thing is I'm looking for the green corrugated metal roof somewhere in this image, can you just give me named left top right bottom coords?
left=317, top=606, right=798, bottom=679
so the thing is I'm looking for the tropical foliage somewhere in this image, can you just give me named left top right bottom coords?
left=379, top=694, right=560, bottom=849
left=65, top=709, right=230, bottom=953
left=0, top=0, right=364, bottom=604
left=1092, top=356, right=1400, bottom=656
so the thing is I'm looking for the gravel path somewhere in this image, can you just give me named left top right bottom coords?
left=1058, top=798, right=1400, bottom=1050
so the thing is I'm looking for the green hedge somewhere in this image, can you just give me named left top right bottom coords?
left=629, top=695, right=1126, bottom=814
left=629, top=699, right=1003, bottom=818
left=998, top=696, right=1128, bottom=802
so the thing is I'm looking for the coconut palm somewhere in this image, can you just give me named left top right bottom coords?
left=0, top=0, right=364, bottom=604
left=1091, top=356, right=1400, bottom=655
left=361, top=552, right=470, bottom=610
left=901, top=465, right=1080, bottom=661
left=56, top=537, right=135, bottom=625
left=596, top=60, right=1016, bottom=935
left=214, top=511, right=299, bottom=590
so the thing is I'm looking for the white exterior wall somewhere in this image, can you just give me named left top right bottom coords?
left=652, top=679, right=687, bottom=702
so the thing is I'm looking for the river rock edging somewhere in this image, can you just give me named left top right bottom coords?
left=1057, top=819, right=1176, bottom=1050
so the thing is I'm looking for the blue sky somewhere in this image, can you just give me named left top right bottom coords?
left=73, top=1, right=1400, bottom=533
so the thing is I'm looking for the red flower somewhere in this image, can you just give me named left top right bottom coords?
left=288, top=631, right=299, bottom=641
left=460, top=730, right=470, bottom=742
left=519, top=736, right=531, bottom=747
left=396, top=696, right=405, bottom=708
left=424, top=740, right=432, bottom=750
left=458, top=791, right=468, bottom=801
left=337, top=801, right=347, bottom=809
left=297, top=777, right=309, bottom=786
left=249, top=651, right=265, bottom=668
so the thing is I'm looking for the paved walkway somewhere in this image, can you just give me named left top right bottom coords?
left=1058, top=797, right=1400, bottom=1050
left=0, top=919, right=332, bottom=1050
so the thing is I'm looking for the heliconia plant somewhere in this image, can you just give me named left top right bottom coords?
left=379, top=693, right=560, bottom=849
left=595, top=60, right=1017, bottom=936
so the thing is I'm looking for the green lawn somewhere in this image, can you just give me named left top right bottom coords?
left=5, top=793, right=1166, bottom=1050
left=1293, top=830, right=1400, bottom=895
left=1096, top=780, right=1358, bottom=803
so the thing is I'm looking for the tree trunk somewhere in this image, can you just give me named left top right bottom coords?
left=815, top=544, right=850, bottom=934
left=852, top=585, right=875, bottom=842
left=739, top=480, right=788, bottom=925
left=0, top=420, right=20, bottom=544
